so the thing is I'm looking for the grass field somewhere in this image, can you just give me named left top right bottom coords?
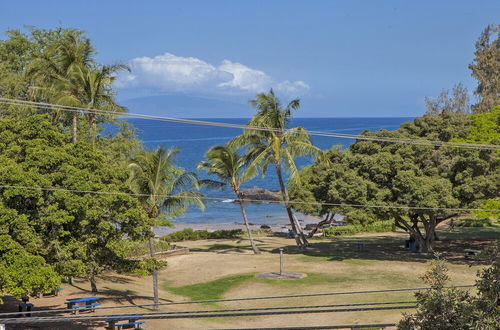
left=6, top=225, right=496, bottom=329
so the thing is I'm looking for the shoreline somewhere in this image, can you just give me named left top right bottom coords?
left=154, top=214, right=324, bottom=236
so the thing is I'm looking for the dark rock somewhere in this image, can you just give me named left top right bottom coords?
left=240, top=187, right=281, bottom=202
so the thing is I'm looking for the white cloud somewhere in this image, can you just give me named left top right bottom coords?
left=275, top=80, right=310, bottom=95
left=217, top=60, right=272, bottom=92
left=116, top=52, right=309, bottom=96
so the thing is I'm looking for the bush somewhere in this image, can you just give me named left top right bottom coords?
left=161, top=228, right=244, bottom=242
left=124, top=239, right=171, bottom=258
left=323, top=220, right=393, bottom=236
left=458, top=218, right=493, bottom=227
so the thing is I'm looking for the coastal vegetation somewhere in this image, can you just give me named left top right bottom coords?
left=0, top=22, right=498, bottom=330
left=128, top=146, right=205, bottom=309
left=230, top=90, right=321, bottom=248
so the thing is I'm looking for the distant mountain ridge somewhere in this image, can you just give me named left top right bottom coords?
left=120, top=94, right=254, bottom=118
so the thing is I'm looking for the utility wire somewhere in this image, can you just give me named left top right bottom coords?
left=212, top=324, right=399, bottom=330
left=0, top=300, right=416, bottom=317
left=0, top=305, right=417, bottom=324
left=0, top=184, right=497, bottom=212
left=0, top=285, right=473, bottom=318
left=1, top=98, right=498, bottom=150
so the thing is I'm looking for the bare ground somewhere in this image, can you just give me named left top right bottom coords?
left=1, top=228, right=495, bottom=329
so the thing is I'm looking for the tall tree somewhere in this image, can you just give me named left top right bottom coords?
left=198, top=145, right=261, bottom=254
left=469, top=24, right=500, bottom=114
left=68, top=63, right=129, bottom=145
left=27, top=28, right=95, bottom=143
left=128, top=147, right=205, bottom=310
left=424, top=83, right=470, bottom=115
left=231, top=89, right=319, bottom=248
left=291, top=113, right=498, bottom=253
left=0, top=114, right=151, bottom=293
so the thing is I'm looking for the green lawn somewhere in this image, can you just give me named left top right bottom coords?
left=162, top=272, right=355, bottom=301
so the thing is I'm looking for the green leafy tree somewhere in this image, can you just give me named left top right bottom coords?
left=198, top=145, right=261, bottom=254
left=231, top=89, right=319, bottom=248
left=292, top=113, right=498, bottom=253
left=0, top=114, right=151, bottom=293
left=0, top=235, right=60, bottom=300
left=398, top=246, right=500, bottom=329
left=469, top=24, right=500, bottom=114
left=128, top=147, right=205, bottom=310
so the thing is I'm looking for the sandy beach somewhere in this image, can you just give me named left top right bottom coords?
left=154, top=214, right=324, bottom=236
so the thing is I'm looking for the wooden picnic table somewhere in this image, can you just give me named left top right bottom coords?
left=65, top=296, right=100, bottom=314
left=105, top=314, right=145, bottom=330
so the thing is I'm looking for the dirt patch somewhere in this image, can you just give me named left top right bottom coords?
left=255, top=272, right=307, bottom=280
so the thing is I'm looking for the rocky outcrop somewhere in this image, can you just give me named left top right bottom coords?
left=240, top=187, right=281, bottom=202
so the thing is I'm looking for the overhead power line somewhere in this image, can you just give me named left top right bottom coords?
left=0, top=284, right=474, bottom=318
left=0, top=184, right=497, bottom=212
left=0, top=305, right=417, bottom=324
left=0, top=300, right=416, bottom=317
left=1, top=98, right=498, bottom=150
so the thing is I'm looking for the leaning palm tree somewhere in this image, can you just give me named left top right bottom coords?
left=198, top=145, right=261, bottom=254
left=128, top=147, right=205, bottom=310
left=231, top=89, right=319, bottom=248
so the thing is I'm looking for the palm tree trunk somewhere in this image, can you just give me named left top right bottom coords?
left=72, top=112, right=78, bottom=144
left=274, top=161, right=308, bottom=248
left=88, top=113, right=96, bottom=145
left=237, top=192, right=260, bottom=254
left=148, top=232, right=159, bottom=311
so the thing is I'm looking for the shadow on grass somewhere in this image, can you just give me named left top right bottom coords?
left=273, top=227, right=499, bottom=264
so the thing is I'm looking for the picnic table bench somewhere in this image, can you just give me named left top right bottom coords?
left=464, top=249, right=481, bottom=259
left=353, top=242, right=365, bottom=251
left=37, top=287, right=63, bottom=298
left=65, top=296, right=100, bottom=314
left=18, top=302, right=34, bottom=317
left=106, top=314, right=145, bottom=330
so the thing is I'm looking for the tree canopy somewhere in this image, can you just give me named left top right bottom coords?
left=290, top=112, right=499, bottom=252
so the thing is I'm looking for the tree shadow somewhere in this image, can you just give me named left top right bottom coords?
left=269, top=231, right=497, bottom=265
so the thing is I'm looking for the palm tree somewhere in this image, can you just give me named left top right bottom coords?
left=128, top=147, right=205, bottom=310
left=231, top=89, right=319, bottom=248
left=68, top=63, right=129, bottom=145
left=28, top=29, right=95, bottom=143
left=198, top=145, right=261, bottom=254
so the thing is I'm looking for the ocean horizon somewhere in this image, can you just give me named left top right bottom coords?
left=127, top=117, right=414, bottom=226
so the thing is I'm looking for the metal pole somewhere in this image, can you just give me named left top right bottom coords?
left=279, top=248, right=283, bottom=275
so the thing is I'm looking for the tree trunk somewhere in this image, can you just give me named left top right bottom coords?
left=237, top=192, right=261, bottom=254
left=148, top=233, right=160, bottom=311
left=309, top=213, right=334, bottom=237
left=89, top=113, right=96, bottom=146
left=274, top=161, right=308, bottom=248
left=72, top=112, right=78, bottom=144
left=90, top=276, right=98, bottom=293
left=395, top=215, right=436, bottom=253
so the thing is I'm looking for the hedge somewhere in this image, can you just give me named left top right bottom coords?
left=161, top=228, right=244, bottom=242
left=323, top=220, right=394, bottom=236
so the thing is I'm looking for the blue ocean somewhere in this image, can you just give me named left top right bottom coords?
left=128, top=117, right=412, bottom=225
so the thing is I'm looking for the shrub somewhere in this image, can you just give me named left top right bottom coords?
left=458, top=218, right=493, bottom=227
left=323, top=220, right=393, bottom=236
left=161, top=228, right=244, bottom=242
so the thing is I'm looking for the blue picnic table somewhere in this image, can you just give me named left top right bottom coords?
left=65, top=296, right=100, bottom=314
left=105, top=314, right=145, bottom=330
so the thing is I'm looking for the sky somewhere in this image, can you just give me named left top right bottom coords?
left=1, top=0, right=499, bottom=117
